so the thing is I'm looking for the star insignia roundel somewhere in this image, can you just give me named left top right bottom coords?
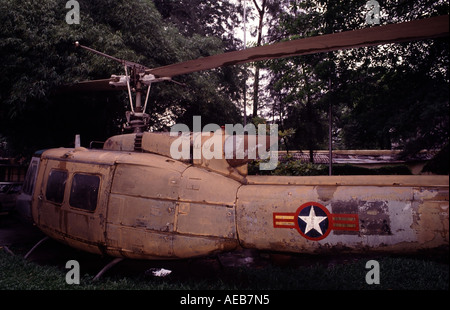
left=273, top=201, right=360, bottom=241
left=295, top=202, right=332, bottom=240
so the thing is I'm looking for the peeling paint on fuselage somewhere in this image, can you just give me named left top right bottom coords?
left=28, top=146, right=448, bottom=259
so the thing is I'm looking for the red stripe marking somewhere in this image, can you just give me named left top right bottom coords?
left=331, top=214, right=359, bottom=231
left=273, top=213, right=296, bottom=228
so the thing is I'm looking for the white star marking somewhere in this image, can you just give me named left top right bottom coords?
left=298, top=206, right=328, bottom=235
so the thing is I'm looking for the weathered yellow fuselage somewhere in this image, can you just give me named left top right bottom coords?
left=28, top=133, right=448, bottom=259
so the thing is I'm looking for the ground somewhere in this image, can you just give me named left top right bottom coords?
left=0, top=212, right=448, bottom=292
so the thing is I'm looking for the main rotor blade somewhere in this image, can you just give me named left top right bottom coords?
left=75, top=42, right=149, bottom=72
left=147, top=15, right=449, bottom=78
left=61, top=79, right=127, bottom=92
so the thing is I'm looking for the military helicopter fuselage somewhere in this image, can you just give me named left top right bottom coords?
left=16, top=15, right=449, bottom=259
left=18, top=131, right=449, bottom=260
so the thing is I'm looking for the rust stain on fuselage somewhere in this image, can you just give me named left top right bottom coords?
left=25, top=132, right=449, bottom=260
left=316, top=186, right=338, bottom=202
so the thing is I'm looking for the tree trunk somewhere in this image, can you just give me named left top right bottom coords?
left=251, top=0, right=266, bottom=118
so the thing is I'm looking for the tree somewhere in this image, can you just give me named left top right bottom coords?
left=153, top=0, right=241, bottom=49
left=264, top=0, right=448, bottom=167
left=152, top=0, right=247, bottom=127
left=247, top=0, right=285, bottom=119
left=333, top=0, right=449, bottom=156
left=266, top=0, right=340, bottom=162
left=0, top=0, right=242, bottom=156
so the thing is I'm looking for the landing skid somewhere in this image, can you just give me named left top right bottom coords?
left=24, top=236, right=50, bottom=259
left=93, top=257, right=124, bottom=281
left=23, top=236, right=124, bottom=281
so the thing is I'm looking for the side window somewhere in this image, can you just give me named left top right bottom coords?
left=45, top=169, right=68, bottom=204
left=69, top=173, right=100, bottom=212
left=22, top=159, right=39, bottom=195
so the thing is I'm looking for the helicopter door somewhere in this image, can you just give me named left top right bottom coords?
left=36, top=160, right=68, bottom=236
left=60, top=164, right=113, bottom=254
left=37, top=159, right=113, bottom=254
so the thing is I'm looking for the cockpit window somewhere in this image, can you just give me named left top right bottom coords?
left=69, top=173, right=100, bottom=212
left=45, top=169, right=68, bottom=204
left=22, top=159, right=39, bottom=195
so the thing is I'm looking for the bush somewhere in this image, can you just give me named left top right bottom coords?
left=248, top=160, right=412, bottom=176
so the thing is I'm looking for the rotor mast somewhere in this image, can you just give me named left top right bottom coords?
left=75, top=42, right=151, bottom=133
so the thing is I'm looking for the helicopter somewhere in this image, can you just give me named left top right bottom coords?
left=15, top=15, right=448, bottom=267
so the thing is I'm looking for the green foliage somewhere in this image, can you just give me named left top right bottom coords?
left=1, top=0, right=448, bottom=165
left=271, top=160, right=328, bottom=176
left=265, top=0, right=449, bottom=163
left=249, top=158, right=412, bottom=176
left=153, top=0, right=240, bottom=46
left=0, top=0, right=243, bottom=156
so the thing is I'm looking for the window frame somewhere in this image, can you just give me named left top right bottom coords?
left=68, top=173, right=101, bottom=212
left=22, top=158, right=39, bottom=195
left=45, top=169, right=68, bottom=205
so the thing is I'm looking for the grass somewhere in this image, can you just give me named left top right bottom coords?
left=1, top=248, right=448, bottom=308
left=1, top=249, right=448, bottom=291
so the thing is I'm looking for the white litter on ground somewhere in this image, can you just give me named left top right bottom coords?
left=148, top=268, right=172, bottom=277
